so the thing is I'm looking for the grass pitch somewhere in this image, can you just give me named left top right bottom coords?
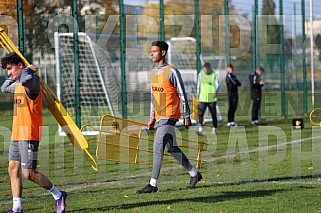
left=1, top=107, right=321, bottom=212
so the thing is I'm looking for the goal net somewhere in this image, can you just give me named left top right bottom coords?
left=166, top=37, right=223, bottom=123
left=54, top=32, right=121, bottom=135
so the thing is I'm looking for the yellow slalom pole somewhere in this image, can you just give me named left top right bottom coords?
left=192, top=95, right=199, bottom=122
left=0, top=27, right=98, bottom=171
left=196, top=140, right=204, bottom=169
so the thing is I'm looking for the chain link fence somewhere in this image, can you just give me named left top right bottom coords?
left=0, top=0, right=320, bottom=125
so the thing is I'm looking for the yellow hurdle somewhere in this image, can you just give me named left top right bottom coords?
left=93, top=114, right=206, bottom=168
left=0, top=26, right=98, bottom=171
left=309, top=108, right=321, bottom=126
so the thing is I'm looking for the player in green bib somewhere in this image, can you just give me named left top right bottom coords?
left=196, top=62, right=219, bottom=135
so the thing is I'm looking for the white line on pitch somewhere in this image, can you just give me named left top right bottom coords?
left=0, top=135, right=320, bottom=206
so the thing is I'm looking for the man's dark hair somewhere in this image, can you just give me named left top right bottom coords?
left=227, top=64, right=233, bottom=70
left=152, top=41, right=168, bottom=53
left=1, top=52, right=24, bottom=69
left=257, top=66, right=265, bottom=72
left=203, top=62, right=212, bottom=69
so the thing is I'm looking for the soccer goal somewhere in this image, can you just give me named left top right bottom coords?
left=54, top=32, right=121, bottom=135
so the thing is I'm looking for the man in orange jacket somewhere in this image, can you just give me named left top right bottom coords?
left=137, top=41, right=202, bottom=194
left=1, top=52, right=66, bottom=213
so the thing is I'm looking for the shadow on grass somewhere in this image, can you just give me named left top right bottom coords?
left=199, top=173, right=321, bottom=189
left=67, top=174, right=321, bottom=212
left=68, top=188, right=288, bottom=212
left=154, top=174, right=321, bottom=194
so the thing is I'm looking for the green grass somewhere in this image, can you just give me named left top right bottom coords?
left=64, top=90, right=319, bottom=125
left=1, top=106, right=321, bottom=212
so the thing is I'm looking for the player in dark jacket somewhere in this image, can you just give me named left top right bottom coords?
left=249, top=66, right=264, bottom=125
left=225, top=64, right=241, bottom=126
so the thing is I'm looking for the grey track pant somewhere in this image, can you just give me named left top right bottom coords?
left=152, top=124, right=194, bottom=180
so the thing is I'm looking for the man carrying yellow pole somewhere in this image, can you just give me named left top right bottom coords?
left=0, top=26, right=97, bottom=171
left=1, top=52, right=67, bottom=213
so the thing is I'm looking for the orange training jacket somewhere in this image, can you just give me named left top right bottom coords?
left=11, top=83, right=42, bottom=141
left=150, top=65, right=181, bottom=120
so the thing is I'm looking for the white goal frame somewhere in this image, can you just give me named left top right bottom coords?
left=54, top=32, right=115, bottom=136
left=167, top=37, right=223, bottom=123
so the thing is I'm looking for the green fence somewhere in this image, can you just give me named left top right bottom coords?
left=0, top=0, right=320, bottom=126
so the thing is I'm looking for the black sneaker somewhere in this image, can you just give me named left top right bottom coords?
left=188, top=172, right=202, bottom=188
left=136, top=184, right=158, bottom=194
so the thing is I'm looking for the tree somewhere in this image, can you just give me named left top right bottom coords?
left=26, top=0, right=121, bottom=62
left=260, top=0, right=280, bottom=72
left=261, top=0, right=280, bottom=45
left=140, top=0, right=224, bottom=55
